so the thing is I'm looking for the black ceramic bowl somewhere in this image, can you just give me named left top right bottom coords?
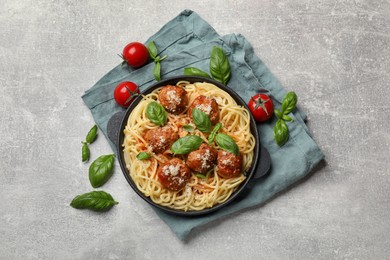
left=117, top=76, right=261, bottom=216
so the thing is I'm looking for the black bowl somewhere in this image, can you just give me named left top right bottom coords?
left=117, top=76, right=260, bottom=216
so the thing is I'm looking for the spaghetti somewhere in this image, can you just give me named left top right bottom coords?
left=122, top=81, right=255, bottom=211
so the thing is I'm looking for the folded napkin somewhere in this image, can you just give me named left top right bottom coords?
left=82, top=10, right=324, bottom=240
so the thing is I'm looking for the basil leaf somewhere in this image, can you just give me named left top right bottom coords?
left=70, top=191, right=118, bottom=212
left=274, top=109, right=283, bottom=119
left=136, top=152, right=151, bottom=160
left=89, top=154, right=115, bottom=188
left=184, top=67, right=211, bottom=79
left=82, top=142, right=90, bottom=162
left=274, top=119, right=289, bottom=146
left=153, top=61, right=161, bottom=81
left=86, top=125, right=98, bottom=144
left=281, top=91, right=298, bottom=115
left=282, top=115, right=294, bottom=122
left=171, top=135, right=203, bottom=155
left=192, top=108, right=212, bottom=133
left=147, top=41, right=158, bottom=59
left=216, top=133, right=239, bottom=155
left=210, top=46, right=231, bottom=85
left=196, top=173, right=207, bottom=179
left=208, top=123, right=222, bottom=144
left=196, top=169, right=213, bottom=180
left=146, top=101, right=167, bottom=126
left=182, top=124, right=194, bottom=132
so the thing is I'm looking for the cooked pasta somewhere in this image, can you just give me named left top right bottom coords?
left=122, top=81, right=255, bottom=211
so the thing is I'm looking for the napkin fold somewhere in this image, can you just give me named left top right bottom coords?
left=82, top=10, right=324, bottom=240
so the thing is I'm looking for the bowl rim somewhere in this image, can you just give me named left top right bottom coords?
left=117, top=75, right=260, bottom=216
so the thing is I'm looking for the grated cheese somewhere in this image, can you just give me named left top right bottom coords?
left=162, top=164, right=180, bottom=176
left=222, top=159, right=232, bottom=165
left=168, top=164, right=180, bottom=176
left=166, top=90, right=181, bottom=105
left=195, top=103, right=212, bottom=115
left=201, top=149, right=211, bottom=169
left=156, top=136, right=166, bottom=148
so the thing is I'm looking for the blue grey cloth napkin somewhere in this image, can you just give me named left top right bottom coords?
left=82, top=10, right=324, bottom=240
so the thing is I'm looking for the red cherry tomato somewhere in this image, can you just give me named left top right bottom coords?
left=114, top=81, right=140, bottom=108
left=248, top=94, right=274, bottom=123
left=122, top=42, right=149, bottom=68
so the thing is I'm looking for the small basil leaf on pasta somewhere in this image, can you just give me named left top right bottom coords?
left=146, top=101, right=167, bottom=126
left=216, top=133, right=239, bottom=155
left=208, top=123, right=222, bottom=144
left=196, top=169, right=213, bottom=180
left=171, top=135, right=203, bottom=155
left=136, top=152, right=151, bottom=160
left=82, top=142, right=90, bottom=162
left=274, top=119, right=289, bottom=146
left=196, top=173, right=207, bottom=179
left=192, top=108, right=211, bottom=133
left=184, top=67, right=211, bottom=79
left=86, top=125, right=98, bottom=144
left=210, top=46, right=231, bottom=85
left=89, top=154, right=115, bottom=188
left=70, top=191, right=118, bottom=212
left=182, top=124, right=195, bottom=132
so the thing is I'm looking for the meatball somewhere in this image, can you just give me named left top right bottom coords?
left=157, top=158, right=191, bottom=191
left=188, top=95, right=219, bottom=124
left=186, top=143, right=217, bottom=174
left=158, top=85, right=188, bottom=114
left=216, top=150, right=242, bottom=178
left=144, top=126, right=178, bottom=154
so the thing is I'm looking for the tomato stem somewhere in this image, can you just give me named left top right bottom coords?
left=253, top=97, right=270, bottom=116
left=124, top=86, right=140, bottom=105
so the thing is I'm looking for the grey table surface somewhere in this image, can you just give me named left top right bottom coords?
left=1, top=0, right=389, bottom=259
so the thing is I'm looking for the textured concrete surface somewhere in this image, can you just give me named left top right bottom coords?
left=1, top=0, right=389, bottom=259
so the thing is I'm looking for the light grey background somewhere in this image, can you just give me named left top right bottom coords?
left=1, top=0, right=389, bottom=259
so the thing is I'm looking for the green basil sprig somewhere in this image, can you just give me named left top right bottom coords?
left=182, top=124, right=195, bottom=132
left=86, top=125, right=98, bottom=144
left=184, top=67, right=211, bottom=79
left=146, top=101, right=167, bottom=126
left=70, top=191, right=118, bottom=212
left=89, top=154, right=115, bottom=188
left=273, top=91, right=298, bottom=146
left=147, top=41, right=158, bottom=58
left=81, top=125, right=98, bottom=162
left=171, top=135, right=203, bottom=155
left=192, top=108, right=211, bottom=133
left=136, top=152, right=151, bottom=160
left=81, top=142, right=90, bottom=162
left=216, top=133, right=239, bottom=155
left=208, top=123, right=222, bottom=144
left=274, top=119, right=289, bottom=146
left=210, top=46, right=231, bottom=85
left=147, top=41, right=167, bottom=81
left=281, top=92, right=298, bottom=115
left=183, top=46, right=231, bottom=85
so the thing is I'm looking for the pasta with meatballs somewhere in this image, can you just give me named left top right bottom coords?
left=122, top=81, right=255, bottom=211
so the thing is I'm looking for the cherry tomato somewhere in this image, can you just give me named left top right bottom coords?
left=248, top=94, right=274, bottom=123
left=114, top=81, right=140, bottom=108
left=121, top=42, right=149, bottom=68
